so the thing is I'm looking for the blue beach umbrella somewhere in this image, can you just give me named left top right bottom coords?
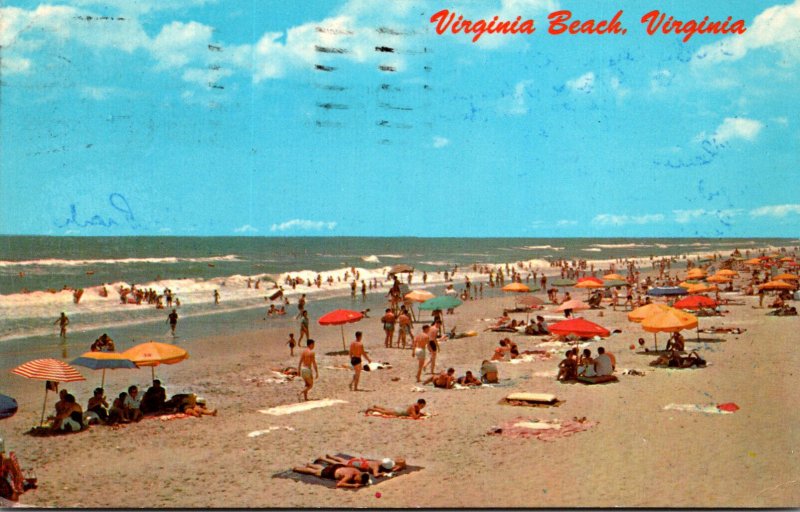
left=71, top=352, right=138, bottom=387
left=418, top=296, right=463, bottom=311
left=0, top=393, right=18, bottom=419
left=646, top=286, right=689, bottom=297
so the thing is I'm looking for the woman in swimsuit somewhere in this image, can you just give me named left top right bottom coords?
left=365, top=399, right=426, bottom=419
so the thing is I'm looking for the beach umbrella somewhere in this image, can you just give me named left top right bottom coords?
left=603, top=273, right=626, bottom=281
left=389, top=264, right=414, bottom=274
left=70, top=352, right=138, bottom=388
left=575, top=280, right=603, bottom=289
left=10, top=358, right=86, bottom=426
left=627, top=303, right=671, bottom=323
left=716, top=269, right=739, bottom=277
left=405, top=290, right=435, bottom=303
left=686, top=268, right=707, bottom=279
left=603, top=279, right=627, bottom=288
left=516, top=295, right=545, bottom=307
left=780, top=257, right=795, bottom=262
left=758, top=280, right=795, bottom=291
left=641, top=308, right=698, bottom=351
left=673, top=295, right=718, bottom=310
left=706, top=274, right=732, bottom=283
left=647, top=286, right=688, bottom=297
left=550, top=278, right=576, bottom=287
left=745, top=258, right=763, bottom=266
left=577, top=276, right=603, bottom=285
left=689, top=284, right=719, bottom=294
left=419, top=296, right=462, bottom=311
left=773, top=273, right=798, bottom=281
left=318, top=309, right=364, bottom=350
left=502, top=283, right=530, bottom=293
left=548, top=318, right=610, bottom=338
left=0, top=393, right=18, bottom=420
left=122, top=341, right=189, bottom=383
left=556, top=299, right=591, bottom=313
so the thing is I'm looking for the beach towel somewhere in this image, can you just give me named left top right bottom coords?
left=260, top=399, right=347, bottom=416
left=487, top=417, right=597, bottom=441
left=500, top=392, right=564, bottom=408
left=503, top=352, right=552, bottom=364
left=248, top=426, right=295, bottom=437
left=272, top=453, right=423, bottom=489
left=575, top=374, right=619, bottom=385
left=663, top=403, right=739, bottom=415
left=364, top=410, right=432, bottom=420
left=362, top=362, right=392, bottom=371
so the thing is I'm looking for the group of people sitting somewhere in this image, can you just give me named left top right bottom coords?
left=293, top=454, right=407, bottom=488
left=49, top=380, right=216, bottom=432
left=487, top=315, right=550, bottom=335
left=649, top=350, right=707, bottom=368
left=90, top=333, right=116, bottom=352
left=266, top=304, right=287, bottom=316
left=557, top=346, right=616, bottom=381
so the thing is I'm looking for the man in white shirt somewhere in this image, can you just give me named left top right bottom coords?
left=594, top=347, right=614, bottom=376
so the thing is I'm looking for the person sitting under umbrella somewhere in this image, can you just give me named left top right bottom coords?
left=86, top=387, right=109, bottom=424
left=52, top=393, right=83, bottom=432
left=140, top=380, right=167, bottom=415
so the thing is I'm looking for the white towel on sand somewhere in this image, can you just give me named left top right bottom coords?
left=259, top=399, right=347, bottom=416
left=663, top=403, right=733, bottom=415
left=248, top=426, right=295, bottom=437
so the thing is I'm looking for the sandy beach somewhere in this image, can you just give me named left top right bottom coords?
left=1, top=253, right=799, bottom=508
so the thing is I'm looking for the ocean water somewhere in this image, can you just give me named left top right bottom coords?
left=0, top=236, right=794, bottom=366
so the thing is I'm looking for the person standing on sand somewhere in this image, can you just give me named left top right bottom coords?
left=397, top=307, right=411, bottom=348
left=298, top=339, right=319, bottom=401
left=298, top=310, right=310, bottom=346
left=167, top=309, right=178, bottom=336
left=424, top=321, right=441, bottom=375
left=349, top=331, right=371, bottom=391
left=213, top=290, right=220, bottom=305
left=412, top=325, right=429, bottom=383
left=381, top=308, right=396, bottom=348
left=54, top=312, right=69, bottom=338
left=296, top=294, right=306, bottom=319
left=287, top=333, right=297, bottom=356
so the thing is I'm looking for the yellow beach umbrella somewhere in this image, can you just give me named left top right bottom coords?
left=706, top=274, right=732, bottom=283
left=758, top=280, right=795, bottom=291
left=627, top=303, right=671, bottom=323
left=603, top=273, right=626, bottom=281
left=641, top=308, right=698, bottom=351
left=502, top=283, right=530, bottom=293
left=575, top=280, right=604, bottom=289
left=716, top=269, right=738, bottom=277
left=745, top=258, right=762, bottom=266
left=687, top=283, right=718, bottom=294
left=773, top=273, right=798, bottom=281
left=686, top=268, right=707, bottom=279
left=122, top=341, right=189, bottom=383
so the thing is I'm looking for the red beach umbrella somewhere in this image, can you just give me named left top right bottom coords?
left=11, top=358, right=86, bottom=426
left=318, top=309, right=364, bottom=350
left=673, top=295, right=718, bottom=310
left=577, top=276, right=603, bottom=285
left=548, top=318, right=610, bottom=338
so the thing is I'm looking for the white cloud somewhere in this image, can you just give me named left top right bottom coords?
left=0, top=55, right=31, bottom=74
left=711, top=117, right=763, bottom=143
left=556, top=219, right=577, bottom=226
left=500, top=80, right=533, bottom=115
left=233, top=224, right=258, bottom=233
left=592, top=213, right=664, bottom=226
left=750, top=204, right=800, bottom=217
left=270, top=219, right=337, bottom=232
left=673, top=209, right=742, bottom=224
left=609, top=76, right=629, bottom=100
left=433, top=136, right=450, bottom=148
left=773, top=116, right=789, bottom=126
left=151, top=21, right=214, bottom=69
left=80, top=86, right=117, bottom=100
left=694, top=0, right=800, bottom=65
left=566, top=72, right=595, bottom=94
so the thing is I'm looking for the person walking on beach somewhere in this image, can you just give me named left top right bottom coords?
left=424, top=321, right=441, bottom=375
left=213, top=290, right=220, bottom=305
left=298, top=310, right=310, bottom=346
left=296, top=294, right=306, bottom=319
left=167, top=309, right=178, bottom=336
left=349, top=331, right=371, bottom=392
left=412, top=325, right=429, bottom=383
left=54, top=312, right=69, bottom=338
left=397, top=307, right=411, bottom=349
left=381, top=308, right=396, bottom=348
left=298, top=339, right=319, bottom=401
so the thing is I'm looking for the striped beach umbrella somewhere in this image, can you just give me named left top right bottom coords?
left=11, top=358, right=86, bottom=426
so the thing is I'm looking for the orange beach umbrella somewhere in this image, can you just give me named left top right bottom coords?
left=122, top=341, right=188, bottom=383
left=641, top=308, right=698, bottom=351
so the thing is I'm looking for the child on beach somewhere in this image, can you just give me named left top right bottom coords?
left=287, top=333, right=296, bottom=356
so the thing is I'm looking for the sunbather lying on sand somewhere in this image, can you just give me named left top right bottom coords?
left=366, top=399, right=426, bottom=419
left=650, top=350, right=706, bottom=368
left=292, top=463, right=370, bottom=488
left=456, top=370, right=482, bottom=386
left=699, top=326, right=746, bottom=334
left=423, top=368, right=456, bottom=388
left=480, top=360, right=499, bottom=383
left=271, top=367, right=300, bottom=377
left=316, top=455, right=407, bottom=477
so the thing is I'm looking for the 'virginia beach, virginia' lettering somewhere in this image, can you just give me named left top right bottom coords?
left=429, top=9, right=746, bottom=43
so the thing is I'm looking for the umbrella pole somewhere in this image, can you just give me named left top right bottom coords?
left=653, top=333, right=658, bottom=352
left=102, top=368, right=106, bottom=388
left=40, top=387, right=49, bottom=427
left=341, top=325, right=346, bottom=351
left=151, top=366, right=155, bottom=384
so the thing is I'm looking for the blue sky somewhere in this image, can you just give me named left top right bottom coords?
left=1, top=0, right=798, bottom=237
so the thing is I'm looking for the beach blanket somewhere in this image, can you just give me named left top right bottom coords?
left=24, top=425, right=88, bottom=437
left=272, top=453, right=423, bottom=489
left=663, top=403, right=740, bottom=415
left=363, top=362, right=392, bottom=371
left=248, top=426, right=296, bottom=437
left=260, top=399, right=347, bottom=416
left=503, top=352, right=553, bottom=364
left=576, top=374, right=619, bottom=385
left=487, top=417, right=597, bottom=441
left=532, top=369, right=559, bottom=379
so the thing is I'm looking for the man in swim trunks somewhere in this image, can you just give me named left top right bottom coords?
left=397, top=307, right=411, bottom=348
left=381, top=308, right=396, bottom=348
left=423, top=368, right=455, bottom=388
left=348, top=331, right=371, bottom=392
left=297, top=339, right=319, bottom=401
left=292, top=462, right=370, bottom=488
left=366, top=399, right=426, bottom=419
left=412, top=326, right=429, bottom=383
left=54, top=312, right=69, bottom=338
left=424, top=321, right=441, bottom=375
left=167, top=309, right=178, bottom=336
